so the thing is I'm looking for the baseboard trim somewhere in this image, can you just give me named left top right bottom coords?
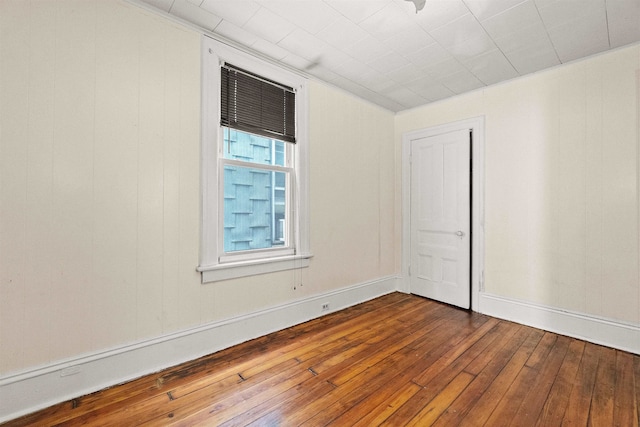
left=0, top=275, right=399, bottom=423
left=478, top=293, right=640, bottom=355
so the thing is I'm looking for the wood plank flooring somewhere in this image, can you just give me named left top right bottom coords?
left=4, top=292, right=639, bottom=426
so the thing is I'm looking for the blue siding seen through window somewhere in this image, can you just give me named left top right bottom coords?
left=223, top=129, right=287, bottom=252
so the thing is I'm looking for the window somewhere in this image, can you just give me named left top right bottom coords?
left=199, top=36, right=311, bottom=283
left=220, top=129, right=291, bottom=258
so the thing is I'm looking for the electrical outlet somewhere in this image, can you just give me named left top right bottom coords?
left=321, top=303, right=330, bottom=311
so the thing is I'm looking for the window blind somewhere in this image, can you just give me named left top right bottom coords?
left=221, top=64, right=296, bottom=143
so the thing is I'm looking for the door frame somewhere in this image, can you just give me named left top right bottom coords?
left=401, top=117, right=485, bottom=312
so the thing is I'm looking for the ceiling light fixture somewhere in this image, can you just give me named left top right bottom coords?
left=405, top=0, right=426, bottom=13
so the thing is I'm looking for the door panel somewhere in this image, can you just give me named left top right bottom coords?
left=410, top=129, right=470, bottom=309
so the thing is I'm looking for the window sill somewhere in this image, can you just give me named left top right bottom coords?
left=198, top=253, right=313, bottom=283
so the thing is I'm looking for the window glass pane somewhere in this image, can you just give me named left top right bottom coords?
left=223, top=128, right=286, bottom=166
left=223, top=164, right=288, bottom=252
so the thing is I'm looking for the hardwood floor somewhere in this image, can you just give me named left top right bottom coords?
left=4, top=292, right=640, bottom=426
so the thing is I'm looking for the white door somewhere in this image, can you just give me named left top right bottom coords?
left=410, top=129, right=471, bottom=309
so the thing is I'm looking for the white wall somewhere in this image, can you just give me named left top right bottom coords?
left=0, top=0, right=395, bottom=379
left=396, top=44, right=640, bottom=326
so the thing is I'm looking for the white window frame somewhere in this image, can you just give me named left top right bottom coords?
left=217, top=151, right=294, bottom=262
left=198, top=36, right=311, bottom=283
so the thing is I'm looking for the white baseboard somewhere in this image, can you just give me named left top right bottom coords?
left=0, top=275, right=399, bottom=423
left=478, top=293, right=640, bottom=355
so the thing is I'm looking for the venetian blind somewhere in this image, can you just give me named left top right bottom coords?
left=220, top=64, right=296, bottom=143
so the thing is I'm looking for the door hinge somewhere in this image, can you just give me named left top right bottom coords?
left=408, top=265, right=411, bottom=276
left=479, top=270, right=484, bottom=292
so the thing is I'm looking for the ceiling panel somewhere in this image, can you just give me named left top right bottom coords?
left=413, top=0, right=469, bottom=30
left=534, top=0, right=605, bottom=30
left=383, top=26, right=436, bottom=57
left=200, top=0, right=261, bottom=27
left=415, top=83, right=456, bottom=102
left=170, top=0, right=221, bottom=31
left=404, top=42, right=453, bottom=69
left=366, top=50, right=411, bottom=74
left=359, top=2, right=416, bottom=41
left=480, top=1, right=543, bottom=39
left=423, top=56, right=468, bottom=80
left=278, top=28, right=330, bottom=62
left=463, top=49, right=518, bottom=85
left=324, top=0, right=388, bottom=24
left=447, top=32, right=496, bottom=62
left=439, top=68, right=485, bottom=93
left=242, top=6, right=296, bottom=44
left=607, top=0, right=640, bottom=47
left=505, top=44, right=561, bottom=74
left=546, top=18, right=609, bottom=62
left=213, top=20, right=259, bottom=47
left=429, top=13, right=489, bottom=48
left=142, top=0, right=640, bottom=112
left=251, top=39, right=289, bottom=60
left=462, top=0, right=527, bottom=21
left=316, top=16, right=370, bottom=50
left=257, top=0, right=341, bottom=34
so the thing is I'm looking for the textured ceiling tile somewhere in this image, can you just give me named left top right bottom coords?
left=316, top=15, right=370, bottom=50
left=324, top=0, right=389, bottom=24
left=170, top=0, right=221, bottom=30
left=547, top=22, right=609, bottom=63
left=359, top=2, right=416, bottom=41
left=278, top=28, right=329, bottom=61
left=331, top=75, right=404, bottom=110
left=385, top=62, right=423, bottom=84
left=505, top=45, right=561, bottom=74
left=535, top=0, right=605, bottom=30
left=258, top=0, right=341, bottom=34
left=306, top=64, right=341, bottom=83
left=423, top=56, right=468, bottom=80
left=360, top=71, right=397, bottom=93
left=480, top=0, right=543, bottom=39
left=242, top=6, right=296, bottom=44
left=315, top=47, right=352, bottom=71
left=383, top=25, right=436, bottom=57
left=429, top=13, right=488, bottom=48
left=381, top=86, right=428, bottom=108
left=536, top=0, right=608, bottom=62
left=491, top=25, right=554, bottom=55
left=447, top=32, right=496, bottom=62
left=464, top=0, right=528, bottom=21
left=344, top=36, right=391, bottom=63
left=414, top=0, right=470, bottom=31
left=440, top=69, right=485, bottom=93
left=213, top=20, right=259, bottom=46
left=405, top=42, right=453, bottom=69
left=607, top=0, right=640, bottom=48
left=200, top=0, right=261, bottom=27
left=280, top=53, right=316, bottom=70
left=332, top=57, right=375, bottom=82
left=415, top=83, right=456, bottom=102
left=463, top=49, right=519, bottom=85
left=366, top=50, right=410, bottom=74
left=250, top=39, right=289, bottom=60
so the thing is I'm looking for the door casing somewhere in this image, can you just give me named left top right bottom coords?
left=401, top=117, right=485, bottom=312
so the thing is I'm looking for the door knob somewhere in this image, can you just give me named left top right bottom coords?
left=456, top=230, right=465, bottom=237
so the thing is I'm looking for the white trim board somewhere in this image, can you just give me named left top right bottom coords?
left=0, top=276, right=398, bottom=423
left=479, top=293, right=640, bottom=355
